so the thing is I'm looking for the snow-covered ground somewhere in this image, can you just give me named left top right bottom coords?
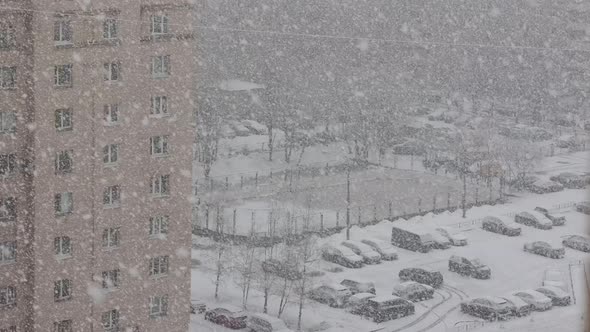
left=190, top=186, right=589, bottom=332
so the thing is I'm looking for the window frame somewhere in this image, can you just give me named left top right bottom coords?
left=0, top=241, right=16, bottom=264
left=0, top=286, right=16, bottom=307
left=150, top=15, right=169, bottom=35
left=0, top=197, right=16, bottom=222
left=54, top=192, right=73, bottom=216
left=102, top=309, right=120, bottom=331
left=103, top=62, right=121, bottom=81
left=151, top=55, right=170, bottom=78
left=54, top=279, right=72, bottom=302
left=103, top=18, right=118, bottom=40
left=149, top=255, right=169, bottom=277
left=150, top=175, right=170, bottom=197
left=54, top=236, right=72, bottom=258
left=150, top=136, right=169, bottom=156
left=0, top=23, right=16, bottom=50
left=150, top=96, right=168, bottom=116
left=0, top=153, right=17, bottom=177
left=53, top=19, right=73, bottom=45
left=103, top=144, right=119, bottom=165
left=54, top=64, right=73, bottom=87
left=102, top=227, right=120, bottom=248
left=149, top=215, right=169, bottom=238
left=0, top=111, right=16, bottom=133
left=0, top=67, right=16, bottom=89
left=55, top=150, right=73, bottom=174
left=103, top=185, right=121, bottom=207
left=55, top=109, right=73, bottom=131
left=103, top=104, right=119, bottom=125
left=101, top=269, right=121, bottom=290
left=53, top=320, right=72, bottom=332
left=149, top=295, right=169, bottom=319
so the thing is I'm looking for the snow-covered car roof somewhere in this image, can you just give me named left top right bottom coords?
left=515, top=290, right=549, bottom=300
left=341, top=240, right=375, bottom=252
left=479, top=296, right=508, bottom=305
left=212, top=304, right=246, bottom=314
left=321, top=283, right=349, bottom=291
left=501, top=295, right=528, bottom=307
left=537, top=286, right=568, bottom=297
left=518, top=211, right=552, bottom=225
left=370, top=295, right=404, bottom=304
left=349, top=293, right=376, bottom=301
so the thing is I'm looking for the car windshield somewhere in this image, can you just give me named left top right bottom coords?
left=471, top=259, right=484, bottom=267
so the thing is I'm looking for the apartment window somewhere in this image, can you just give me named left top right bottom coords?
left=150, top=96, right=168, bottom=116
left=0, top=153, right=17, bottom=176
left=0, top=197, right=16, bottom=221
left=149, top=216, right=168, bottom=238
left=150, top=136, right=168, bottom=156
left=151, top=55, right=170, bottom=78
left=103, top=19, right=118, bottom=40
left=54, top=236, right=71, bottom=257
left=104, top=62, right=120, bottom=81
left=149, top=295, right=168, bottom=318
left=101, top=269, right=120, bottom=289
left=149, top=256, right=169, bottom=277
left=0, top=326, right=16, bottom=332
left=102, top=227, right=120, bottom=248
left=0, top=286, right=16, bottom=307
left=150, top=175, right=169, bottom=197
left=0, top=112, right=16, bottom=133
left=150, top=15, right=169, bottom=35
left=54, top=20, right=72, bottom=45
left=0, top=23, right=16, bottom=50
left=103, top=185, right=121, bottom=207
left=55, top=150, right=73, bottom=173
left=0, top=67, right=16, bottom=89
left=102, top=309, right=120, bottom=331
left=53, top=320, right=72, bottom=332
left=54, top=279, right=71, bottom=301
left=55, top=109, right=72, bottom=131
left=54, top=192, right=73, bottom=215
left=54, top=64, right=72, bottom=87
left=103, top=144, right=119, bottom=164
left=0, top=242, right=16, bottom=263
left=104, top=104, right=119, bottom=124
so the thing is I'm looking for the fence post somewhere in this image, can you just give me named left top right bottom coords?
left=240, top=176, right=244, bottom=189
left=255, top=172, right=258, bottom=187
left=270, top=170, right=273, bottom=179
left=205, top=205, right=210, bottom=230
left=418, top=198, right=422, bottom=213
left=284, top=170, right=288, bottom=182
left=388, top=201, right=392, bottom=220
left=410, top=154, right=414, bottom=170
left=373, top=205, right=377, bottom=222
left=336, top=211, right=340, bottom=227
left=447, top=192, right=451, bottom=210
left=475, top=187, right=479, bottom=205
left=225, top=177, right=229, bottom=190
left=320, top=213, right=324, bottom=232
left=232, top=209, right=237, bottom=235
left=358, top=206, right=362, bottom=225
left=433, top=195, right=437, bottom=212
left=216, top=205, right=221, bottom=233
left=210, top=178, right=214, bottom=191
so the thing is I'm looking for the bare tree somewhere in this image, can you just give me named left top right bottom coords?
left=196, top=90, right=222, bottom=180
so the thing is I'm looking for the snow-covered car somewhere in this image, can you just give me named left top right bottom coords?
left=399, top=267, right=443, bottom=288
left=448, top=255, right=491, bottom=279
left=247, top=313, right=293, bottom=332
left=205, top=305, right=248, bottom=329
left=523, top=241, right=565, bottom=259
left=308, top=283, right=352, bottom=308
left=500, top=295, right=533, bottom=317
left=341, top=240, right=381, bottom=264
left=460, top=297, right=513, bottom=321
left=533, top=207, right=566, bottom=226
left=356, top=296, right=415, bottom=323
left=241, top=120, right=268, bottom=135
left=512, top=290, right=553, bottom=311
left=392, top=281, right=434, bottom=302
left=429, top=232, right=451, bottom=249
left=575, top=201, right=590, bottom=215
left=481, top=216, right=521, bottom=236
left=535, top=286, right=571, bottom=306
left=562, top=235, right=590, bottom=252
left=527, top=180, right=564, bottom=194
left=347, top=293, right=376, bottom=314
left=514, top=211, right=552, bottom=230
left=435, top=227, right=468, bottom=246
left=190, top=299, right=206, bottom=314
left=228, top=120, right=251, bottom=136
left=543, top=269, right=567, bottom=291
left=361, top=238, right=398, bottom=260
left=340, top=279, right=376, bottom=295
left=321, top=244, right=364, bottom=268
left=550, top=172, right=586, bottom=189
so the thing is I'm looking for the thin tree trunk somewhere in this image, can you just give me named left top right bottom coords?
left=297, top=264, right=307, bottom=331
left=268, top=126, right=273, bottom=161
left=214, top=248, right=223, bottom=299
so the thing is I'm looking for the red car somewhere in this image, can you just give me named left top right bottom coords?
left=204, top=305, right=247, bottom=329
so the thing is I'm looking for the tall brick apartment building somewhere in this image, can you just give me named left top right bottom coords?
left=0, top=1, right=195, bottom=331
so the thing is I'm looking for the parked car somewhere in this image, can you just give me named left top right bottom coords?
left=535, top=286, right=571, bottom=306
left=500, top=295, right=533, bottom=317
left=361, top=238, right=398, bottom=260
left=534, top=207, right=566, bottom=226
left=204, top=305, right=248, bottom=329
left=190, top=299, right=206, bottom=314
left=523, top=241, right=565, bottom=259
left=435, top=227, right=468, bottom=246
left=399, top=267, right=443, bottom=288
left=562, top=235, right=590, bottom=252
left=481, top=216, right=521, bottom=236
left=247, top=313, right=293, bottom=332
left=543, top=269, right=567, bottom=291
left=575, top=201, right=590, bottom=215
left=262, top=259, right=303, bottom=280
left=391, top=225, right=436, bottom=253
left=448, top=255, right=491, bottom=279
left=321, top=244, right=364, bottom=268
left=512, top=290, right=552, bottom=311
left=514, top=211, right=552, bottom=230
left=347, top=293, right=377, bottom=314
left=341, top=240, right=381, bottom=264
left=355, top=296, right=415, bottom=323
left=308, top=284, right=352, bottom=308
left=460, top=297, right=513, bottom=321
left=550, top=172, right=586, bottom=189
left=528, top=180, right=564, bottom=194
left=229, top=120, right=251, bottom=136
left=430, top=232, right=451, bottom=249
left=340, top=279, right=376, bottom=295
left=241, top=120, right=268, bottom=135
left=392, top=281, right=434, bottom=302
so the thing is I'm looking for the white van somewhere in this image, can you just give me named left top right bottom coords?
left=246, top=313, right=293, bottom=332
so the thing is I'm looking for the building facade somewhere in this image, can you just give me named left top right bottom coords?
left=1, top=1, right=195, bottom=331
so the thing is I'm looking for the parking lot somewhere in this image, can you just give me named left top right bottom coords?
left=191, top=188, right=588, bottom=332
